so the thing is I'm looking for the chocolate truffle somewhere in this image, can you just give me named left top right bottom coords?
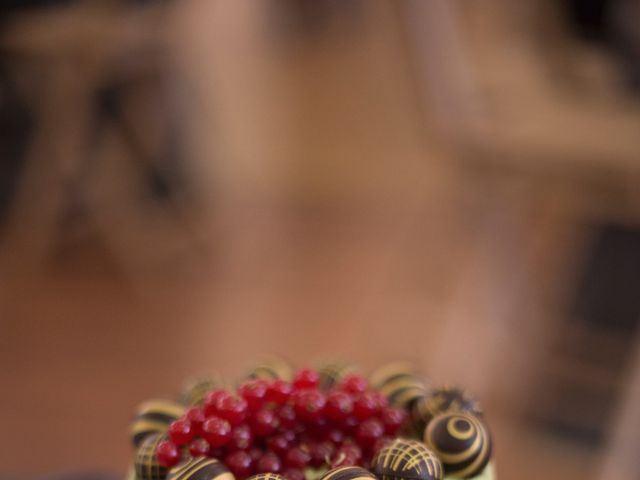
left=135, top=433, right=170, bottom=480
left=168, top=457, right=233, bottom=480
left=423, top=412, right=491, bottom=478
left=131, top=400, right=186, bottom=447
left=370, top=363, right=427, bottom=409
left=318, top=362, right=358, bottom=390
left=180, top=375, right=226, bottom=406
left=411, top=387, right=481, bottom=434
left=245, top=356, right=293, bottom=382
left=246, top=475, right=286, bottom=480
left=320, top=467, right=377, bottom=480
left=371, top=438, right=443, bottom=480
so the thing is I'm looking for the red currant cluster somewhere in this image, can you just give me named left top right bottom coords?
left=156, top=368, right=408, bottom=480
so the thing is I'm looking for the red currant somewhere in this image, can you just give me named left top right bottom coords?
left=185, top=407, right=206, bottom=435
left=224, top=450, right=253, bottom=479
left=308, top=440, right=334, bottom=467
left=229, top=424, right=253, bottom=450
left=267, top=434, right=289, bottom=456
left=277, top=405, right=297, bottom=430
left=189, top=438, right=210, bottom=457
left=372, top=392, right=389, bottom=410
left=217, top=396, right=248, bottom=426
left=325, top=428, right=345, bottom=445
left=202, top=416, right=231, bottom=447
left=338, top=374, right=368, bottom=395
left=266, top=379, right=293, bottom=405
left=284, top=446, right=311, bottom=469
left=325, top=391, right=354, bottom=422
left=353, top=392, right=379, bottom=420
left=209, top=447, right=225, bottom=459
left=294, top=390, right=326, bottom=422
left=308, top=415, right=330, bottom=440
left=204, top=389, right=232, bottom=417
left=332, top=444, right=362, bottom=466
left=355, top=418, right=384, bottom=449
left=156, top=439, right=181, bottom=468
left=283, top=468, right=305, bottom=480
left=251, top=408, right=279, bottom=436
left=292, top=368, right=320, bottom=390
left=380, top=406, right=407, bottom=435
left=256, top=452, right=282, bottom=473
left=248, top=447, right=263, bottom=462
left=168, top=419, right=194, bottom=446
left=371, top=437, right=392, bottom=455
left=342, top=416, right=359, bottom=434
left=239, top=379, right=269, bottom=411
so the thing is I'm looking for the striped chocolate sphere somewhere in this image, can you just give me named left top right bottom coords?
left=135, top=433, right=170, bottom=480
left=245, top=356, right=293, bottom=382
left=371, top=438, right=443, bottom=480
left=168, top=457, right=233, bottom=480
left=130, top=400, right=186, bottom=447
left=180, top=375, right=226, bottom=406
left=411, top=387, right=480, bottom=434
left=424, top=412, right=491, bottom=478
left=246, top=475, right=287, bottom=480
left=318, top=362, right=358, bottom=390
left=370, top=363, right=427, bottom=409
left=320, top=467, right=377, bottom=480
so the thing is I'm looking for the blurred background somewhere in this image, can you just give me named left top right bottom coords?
left=1, top=0, right=640, bottom=479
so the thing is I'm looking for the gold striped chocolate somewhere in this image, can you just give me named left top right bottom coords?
left=245, top=356, right=293, bottom=382
left=424, top=412, right=491, bottom=478
left=131, top=400, right=185, bottom=447
left=180, top=375, right=227, bottom=407
left=371, top=438, right=443, bottom=480
left=412, top=387, right=480, bottom=434
left=320, top=466, right=377, bottom=480
left=318, top=362, right=358, bottom=390
left=168, top=457, right=233, bottom=480
left=246, top=474, right=286, bottom=480
left=370, top=363, right=427, bottom=409
left=135, top=433, right=169, bottom=480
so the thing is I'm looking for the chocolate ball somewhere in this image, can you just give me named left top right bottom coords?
left=423, top=412, right=491, bottom=478
left=370, top=363, right=427, bottom=409
left=412, top=387, right=481, bottom=434
left=180, top=375, right=226, bottom=406
left=371, top=438, right=443, bottom=480
left=168, top=457, right=233, bottom=480
left=245, top=356, right=293, bottom=382
left=320, top=467, right=376, bottom=480
left=130, top=400, right=186, bottom=447
left=317, top=362, right=358, bottom=390
left=135, top=433, right=169, bottom=480
left=246, top=475, right=287, bottom=480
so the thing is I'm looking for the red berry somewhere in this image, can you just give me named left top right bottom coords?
left=267, top=433, right=291, bottom=456
left=209, top=447, right=225, bottom=459
left=248, top=447, right=263, bottom=462
left=168, top=419, right=193, bottom=446
left=292, top=368, right=320, bottom=390
left=256, top=452, right=282, bottom=473
left=189, top=438, right=210, bottom=457
left=283, top=468, right=305, bottom=480
left=185, top=407, right=206, bottom=435
left=284, top=446, right=311, bottom=469
left=251, top=408, right=279, bottom=436
left=229, top=424, right=253, bottom=450
left=353, top=392, right=379, bottom=420
left=217, top=396, right=249, bottom=426
left=294, top=390, right=326, bottom=422
left=338, top=375, right=368, bottom=395
left=156, top=439, right=181, bottom=468
left=355, top=418, right=384, bottom=449
left=308, top=415, right=330, bottom=440
left=371, top=437, right=392, bottom=455
left=277, top=405, right=297, bottom=430
left=239, top=380, right=269, bottom=411
left=204, top=390, right=232, bottom=417
left=308, top=440, right=334, bottom=467
left=380, top=406, right=407, bottom=435
left=372, top=392, right=389, bottom=410
left=342, top=416, right=359, bottom=434
left=325, top=428, right=344, bottom=445
left=332, top=444, right=362, bottom=467
left=325, top=391, right=354, bottom=422
left=202, top=416, right=231, bottom=447
left=225, top=450, right=253, bottom=479
left=266, top=379, right=293, bottom=405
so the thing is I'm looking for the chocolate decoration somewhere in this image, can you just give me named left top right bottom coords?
left=320, top=467, right=377, bottom=480
left=412, top=387, right=481, bottom=434
left=135, top=433, right=169, bottom=480
left=246, top=475, right=286, bottom=480
left=131, top=400, right=185, bottom=447
left=245, top=356, right=293, bottom=382
left=371, top=438, right=443, bottom=480
left=168, top=457, right=233, bottom=480
left=424, top=412, right=491, bottom=478
left=318, top=362, right=357, bottom=390
left=180, top=375, right=226, bottom=406
left=370, top=363, right=427, bottom=409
